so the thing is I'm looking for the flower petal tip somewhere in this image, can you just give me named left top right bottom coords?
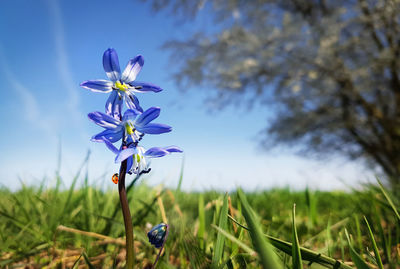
left=136, top=54, right=144, bottom=64
left=166, top=146, right=183, bottom=153
left=90, top=137, right=100, bottom=142
left=103, top=48, right=121, bottom=82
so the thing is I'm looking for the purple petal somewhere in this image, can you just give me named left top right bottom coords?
left=121, top=55, right=144, bottom=83
left=103, top=139, right=119, bottom=154
left=80, top=80, right=113, bottom=93
left=122, top=109, right=141, bottom=121
left=105, top=91, right=123, bottom=119
left=144, top=147, right=169, bottom=158
left=88, top=111, right=120, bottom=128
left=91, top=129, right=123, bottom=143
left=115, top=147, right=137, bottom=163
left=125, top=91, right=143, bottom=112
left=164, top=146, right=183, bottom=153
left=129, top=81, right=162, bottom=93
left=103, top=48, right=121, bottom=82
left=135, top=107, right=160, bottom=127
left=136, top=123, right=172, bottom=134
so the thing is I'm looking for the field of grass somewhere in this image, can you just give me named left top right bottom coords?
left=1, top=165, right=399, bottom=268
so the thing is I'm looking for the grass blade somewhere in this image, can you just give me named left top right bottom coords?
left=211, top=224, right=256, bottom=256
left=198, top=193, right=205, bottom=250
left=326, top=217, right=333, bottom=257
left=339, top=231, right=345, bottom=262
left=354, top=215, right=363, bottom=255
left=305, top=187, right=317, bottom=227
left=344, top=228, right=371, bottom=269
left=176, top=156, right=185, bottom=192
left=82, top=252, right=96, bottom=269
left=373, top=206, right=391, bottom=264
left=363, top=216, right=384, bottom=269
left=292, top=204, right=303, bottom=269
left=212, top=193, right=229, bottom=268
left=377, top=178, right=400, bottom=222
left=228, top=214, right=352, bottom=269
left=62, top=151, right=89, bottom=220
left=72, top=253, right=83, bottom=268
left=237, top=189, right=283, bottom=269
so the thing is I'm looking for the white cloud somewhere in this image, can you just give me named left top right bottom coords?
left=45, top=0, right=82, bottom=126
left=0, top=47, right=54, bottom=137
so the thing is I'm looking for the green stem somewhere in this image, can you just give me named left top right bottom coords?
left=118, top=159, right=134, bottom=268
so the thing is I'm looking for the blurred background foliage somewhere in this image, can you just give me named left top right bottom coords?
left=143, top=0, right=400, bottom=187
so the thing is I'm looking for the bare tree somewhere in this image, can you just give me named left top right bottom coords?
left=145, top=0, right=400, bottom=186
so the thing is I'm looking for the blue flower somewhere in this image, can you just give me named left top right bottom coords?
left=147, top=223, right=169, bottom=248
left=80, top=48, right=162, bottom=118
left=103, top=139, right=183, bottom=174
left=88, top=107, right=171, bottom=144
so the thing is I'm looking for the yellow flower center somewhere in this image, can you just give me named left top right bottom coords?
left=115, top=81, right=129, bottom=92
left=125, top=122, right=135, bottom=135
left=136, top=154, right=141, bottom=163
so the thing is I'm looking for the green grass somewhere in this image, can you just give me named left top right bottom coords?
left=1, top=170, right=399, bottom=268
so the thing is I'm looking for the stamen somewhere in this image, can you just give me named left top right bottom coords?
left=125, top=122, right=135, bottom=135
left=114, top=81, right=129, bottom=92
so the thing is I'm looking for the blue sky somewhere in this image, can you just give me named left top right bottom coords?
left=0, top=0, right=372, bottom=191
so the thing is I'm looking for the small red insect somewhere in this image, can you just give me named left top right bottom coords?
left=111, top=173, right=119, bottom=184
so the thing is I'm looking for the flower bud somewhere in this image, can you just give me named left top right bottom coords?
left=147, top=223, right=169, bottom=248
